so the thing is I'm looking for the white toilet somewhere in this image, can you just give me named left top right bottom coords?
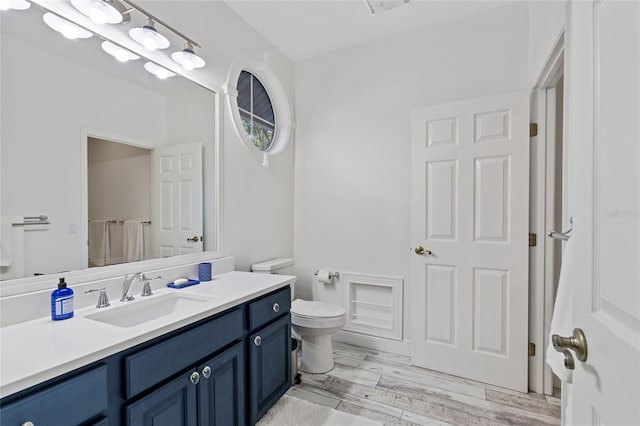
left=251, top=258, right=346, bottom=374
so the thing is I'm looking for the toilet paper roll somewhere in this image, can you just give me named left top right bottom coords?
left=317, top=269, right=332, bottom=284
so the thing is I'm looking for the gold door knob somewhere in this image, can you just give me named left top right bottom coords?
left=414, top=246, right=432, bottom=255
left=187, top=235, right=201, bottom=243
left=552, top=328, right=588, bottom=370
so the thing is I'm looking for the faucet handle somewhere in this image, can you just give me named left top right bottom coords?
left=141, top=274, right=162, bottom=281
left=85, top=288, right=110, bottom=308
left=140, top=275, right=162, bottom=297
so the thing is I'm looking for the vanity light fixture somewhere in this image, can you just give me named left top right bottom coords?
left=43, top=12, right=93, bottom=40
left=70, top=0, right=123, bottom=24
left=129, top=17, right=170, bottom=51
left=0, top=0, right=31, bottom=11
left=144, top=61, right=175, bottom=80
left=171, top=42, right=205, bottom=71
left=101, top=40, right=139, bottom=62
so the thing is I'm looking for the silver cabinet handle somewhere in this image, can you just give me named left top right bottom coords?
left=202, top=365, right=211, bottom=379
left=254, top=336, right=262, bottom=346
left=272, top=302, right=280, bottom=313
left=189, top=371, right=200, bottom=385
left=21, top=422, right=35, bottom=426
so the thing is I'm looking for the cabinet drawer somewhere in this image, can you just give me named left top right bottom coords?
left=0, top=365, right=108, bottom=426
left=124, top=308, right=243, bottom=398
left=248, top=286, right=291, bottom=330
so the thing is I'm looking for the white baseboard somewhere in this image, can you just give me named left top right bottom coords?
left=333, top=330, right=412, bottom=357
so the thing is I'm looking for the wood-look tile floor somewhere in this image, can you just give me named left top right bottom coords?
left=286, top=342, right=561, bottom=426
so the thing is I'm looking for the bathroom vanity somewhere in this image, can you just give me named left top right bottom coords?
left=0, top=270, right=293, bottom=425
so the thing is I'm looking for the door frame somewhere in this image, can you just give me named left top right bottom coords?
left=529, top=32, right=566, bottom=395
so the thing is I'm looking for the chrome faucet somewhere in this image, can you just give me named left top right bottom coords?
left=121, top=273, right=162, bottom=302
left=121, top=273, right=143, bottom=302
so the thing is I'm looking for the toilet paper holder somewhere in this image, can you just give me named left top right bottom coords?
left=314, top=270, right=340, bottom=280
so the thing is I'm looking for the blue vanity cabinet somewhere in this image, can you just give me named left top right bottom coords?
left=0, top=364, right=108, bottom=426
left=0, top=285, right=293, bottom=426
left=123, top=310, right=246, bottom=426
left=248, top=286, right=292, bottom=424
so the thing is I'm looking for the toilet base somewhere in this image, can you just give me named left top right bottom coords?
left=298, top=334, right=335, bottom=374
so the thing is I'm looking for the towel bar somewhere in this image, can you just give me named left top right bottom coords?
left=14, top=215, right=50, bottom=226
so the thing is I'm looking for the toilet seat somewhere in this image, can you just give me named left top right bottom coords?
left=291, top=299, right=346, bottom=329
left=291, top=299, right=345, bottom=318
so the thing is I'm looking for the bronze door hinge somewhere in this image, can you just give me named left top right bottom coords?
left=530, top=123, right=538, bottom=137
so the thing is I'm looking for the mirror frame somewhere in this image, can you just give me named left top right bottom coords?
left=1, top=0, right=223, bottom=295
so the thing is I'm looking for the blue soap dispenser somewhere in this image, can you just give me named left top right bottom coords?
left=51, top=277, right=74, bottom=320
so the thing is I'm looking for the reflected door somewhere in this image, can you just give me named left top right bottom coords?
left=151, top=143, right=203, bottom=257
left=410, top=92, right=530, bottom=392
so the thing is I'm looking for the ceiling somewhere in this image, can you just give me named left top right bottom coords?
left=223, top=0, right=512, bottom=62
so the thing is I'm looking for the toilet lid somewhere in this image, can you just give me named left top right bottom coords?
left=291, top=299, right=346, bottom=319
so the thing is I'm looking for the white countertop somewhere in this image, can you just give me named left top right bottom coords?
left=0, top=271, right=294, bottom=399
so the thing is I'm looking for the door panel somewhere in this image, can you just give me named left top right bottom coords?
left=151, top=143, right=203, bottom=258
left=198, top=342, right=245, bottom=426
left=565, top=1, right=640, bottom=424
left=126, top=372, right=197, bottom=426
left=249, top=315, right=291, bottom=424
left=411, top=92, right=530, bottom=392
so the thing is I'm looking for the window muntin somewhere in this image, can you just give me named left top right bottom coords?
left=237, top=70, right=276, bottom=152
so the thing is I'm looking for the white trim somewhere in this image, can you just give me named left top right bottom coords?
left=534, top=32, right=566, bottom=90
left=0, top=252, right=230, bottom=298
left=529, top=31, right=565, bottom=395
left=333, top=331, right=412, bottom=357
left=225, top=51, right=295, bottom=167
left=529, top=88, right=547, bottom=394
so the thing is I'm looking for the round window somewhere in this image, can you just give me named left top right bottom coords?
left=226, top=52, right=294, bottom=166
left=237, top=70, right=276, bottom=152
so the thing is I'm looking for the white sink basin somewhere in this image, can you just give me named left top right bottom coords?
left=85, top=292, right=213, bottom=328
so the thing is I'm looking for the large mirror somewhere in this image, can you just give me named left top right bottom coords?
left=0, top=4, right=218, bottom=281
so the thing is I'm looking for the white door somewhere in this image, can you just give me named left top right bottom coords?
left=411, top=92, right=530, bottom=392
left=151, top=143, right=203, bottom=258
left=563, top=1, right=640, bottom=424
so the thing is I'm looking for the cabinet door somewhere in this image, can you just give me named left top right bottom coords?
left=249, top=315, right=291, bottom=424
left=126, top=371, right=197, bottom=426
left=198, top=342, right=245, bottom=426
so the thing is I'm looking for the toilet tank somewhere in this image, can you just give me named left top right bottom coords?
left=251, top=258, right=295, bottom=298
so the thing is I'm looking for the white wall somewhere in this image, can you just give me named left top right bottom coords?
left=293, top=3, right=530, bottom=341
left=529, top=1, right=566, bottom=86
left=88, top=139, right=151, bottom=222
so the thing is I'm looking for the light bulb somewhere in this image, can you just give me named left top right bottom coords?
left=89, top=7, right=107, bottom=24
left=143, top=35, right=157, bottom=51
left=115, top=50, right=129, bottom=62
left=0, top=0, right=11, bottom=11
left=182, top=58, right=195, bottom=71
left=61, top=23, right=79, bottom=39
left=171, top=44, right=206, bottom=71
left=144, top=62, right=175, bottom=80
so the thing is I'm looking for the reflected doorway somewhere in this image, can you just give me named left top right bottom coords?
left=87, top=137, right=152, bottom=267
